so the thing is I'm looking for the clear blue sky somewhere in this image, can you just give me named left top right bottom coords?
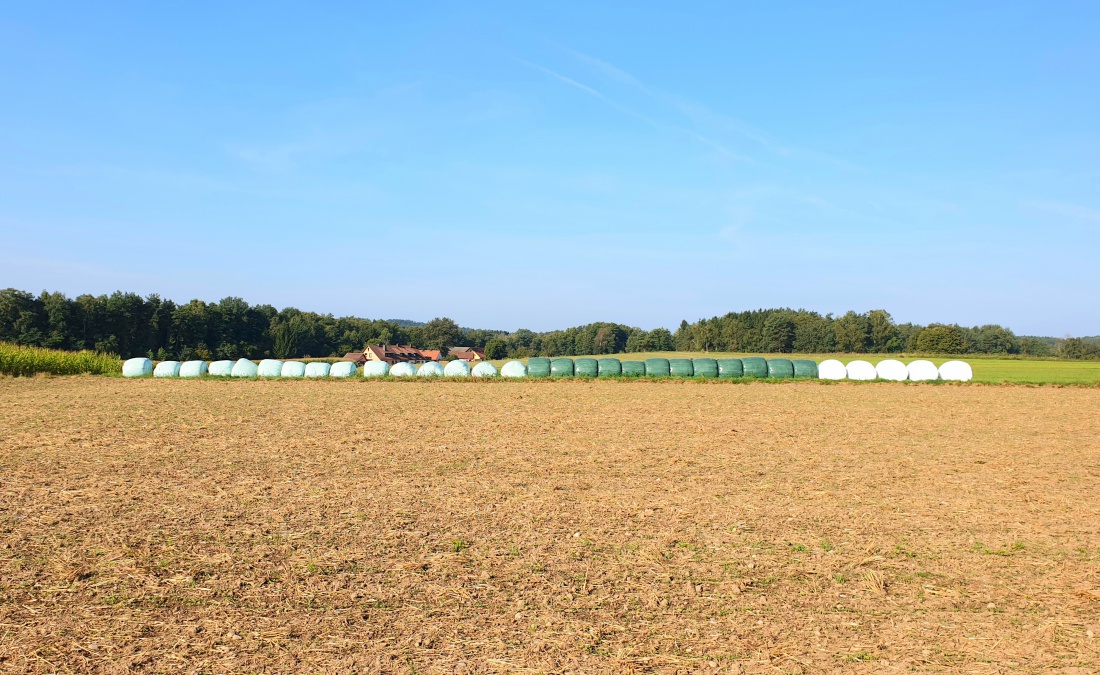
left=2, top=3, right=1098, bottom=335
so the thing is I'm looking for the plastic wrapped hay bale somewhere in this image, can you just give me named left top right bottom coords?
left=257, top=359, right=284, bottom=377
left=501, top=360, right=527, bottom=378
left=741, top=357, right=768, bottom=378
left=304, top=362, right=330, bottom=378
left=472, top=362, right=498, bottom=377
left=767, top=358, right=794, bottom=379
left=362, top=361, right=390, bottom=377
left=717, top=358, right=743, bottom=378
left=123, top=357, right=153, bottom=377
left=550, top=358, right=574, bottom=377
left=153, top=360, right=181, bottom=378
left=692, top=358, right=718, bottom=378
left=792, top=359, right=818, bottom=378
left=390, top=362, right=417, bottom=377
left=281, top=361, right=306, bottom=378
left=208, top=360, right=234, bottom=376
left=598, top=358, right=622, bottom=377
left=669, top=358, right=694, bottom=377
left=417, top=362, right=444, bottom=377
left=845, top=360, right=876, bottom=381
left=528, top=357, right=551, bottom=378
left=875, top=359, right=908, bottom=381
left=644, top=358, right=670, bottom=377
left=179, top=360, right=209, bottom=378
left=231, top=358, right=258, bottom=377
left=938, top=360, right=973, bottom=381
left=906, top=359, right=939, bottom=382
left=621, top=361, right=646, bottom=377
left=817, top=359, right=846, bottom=380
left=444, top=360, right=471, bottom=377
left=330, top=361, right=358, bottom=378
left=574, top=358, right=598, bottom=378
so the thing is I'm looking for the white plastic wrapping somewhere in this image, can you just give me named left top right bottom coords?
left=417, top=362, right=445, bottom=377
left=471, top=362, right=498, bottom=377
left=304, top=362, right=330, bottom=378
left=874, top=359, right=908, bottom=381
left=443, top=360, right=471, bottom=377
left=122, top=357, right=153, bottom=377
left=257, top=359, right=284, bottom=377
left=153, top=361, right=181, bottom=378
left=501, top=360, right=528, bottom=378
left=362, top=361, right=390, bottom=377
left=906, top=360, right=939, bottom=381
left=231, top=358, right=258, bottom=377
left=330, top=362, right=357, bottom=378
left=938, top=360, right=973, bottom=381
left=179, top=360, right=209, bottom=378
left=281, top=361, right=306, bottom=378
left=208, top=360, right=234, bottom=376
left=845, top=360, right=876, bottom=381
left=817, top=359, right=846, bottom=380
left=390, top=362, right=417, bottom=377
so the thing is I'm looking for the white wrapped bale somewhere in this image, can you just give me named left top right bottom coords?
left=153, top=361, right=181, bottom=378
left=418, top=362, right=445, bottom=377
left=281, top=361, right=306, bottom=378
left=907, top=360, right=939, bottom=381
left=208, top=360, right=234, bottom=376
left=501, top=360, right=527, bottom=378
left=817, top=359, right=846, bottom=380
left=231, top=358, right=258, bottom=377
left=875, top=359, right=908, bottom=381
left=444, top=360, right=471, bottom=377
left=257, top=359, right=284, bottom=377
left=363, top=361, right=390, bottom=377
left=330, top=362, right=357, bottom=378
left=304, top=362, right=330, bottom=378
left=938, top=360, right=973, bottom=381
left=122, top=357, right=153, bottom=377
left=846, top=360, right=876, bottom=381
left=471, top=362, right=498, bottom=377
left=390, top=362, right=417, bottom=377
left=179, top=360, right=209, bottom=378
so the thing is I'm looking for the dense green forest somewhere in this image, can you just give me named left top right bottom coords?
left=1, top=288, right=1097, bottom=360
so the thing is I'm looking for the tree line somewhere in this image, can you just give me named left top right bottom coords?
left=1, top=288, right=1096, bottom=360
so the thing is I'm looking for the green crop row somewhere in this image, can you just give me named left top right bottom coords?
left=0, top=342, right=122, bottom=377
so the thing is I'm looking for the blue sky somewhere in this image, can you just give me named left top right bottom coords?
left=1, top=2, right=1098, bottom=335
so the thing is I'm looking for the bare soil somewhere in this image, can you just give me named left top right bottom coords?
left=1, top=377, right=1098, bottom=673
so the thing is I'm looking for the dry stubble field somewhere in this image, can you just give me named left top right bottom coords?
left=1, top=378, right=1099, bottom=674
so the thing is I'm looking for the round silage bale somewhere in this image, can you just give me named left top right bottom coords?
left=501, top=360, right=527, bottom=378
left=597, top=358, right=622, bottom=377
left=717, top=358, right=743, bottom=378
left=792, top=359, right=818, bottom=378
left=179, top=360, right=209, bottom=378
left=281, top=361, right=306, bottom=378
left=417, top=362, right=444, bottom=377
left=153, top=360, right=181, bottom=378
left=390, top=362, right=417, bottom=377
left=550, top=358, right=574, bottom=377
left=257, top=359, right=284, bottom=377
left=767, top=358, right=794, bottom=379
left=644, top=358, right=670, bottom=377
left=472, top=362, right=498, bottom=377
left=362, top=361, right=390, bottom=377
left=231, top=358, right=258, bottom=377
left=574, top=358, right=598, bottom=378
left=304, top=362, right=331, bottom=378
left=741, top=357, right=768, bottom=378
left=122, top=357, right=153, bottom=377
left=621, top=361, right=645, bottom=377
left=938, top=360, right=973, bottom=381
left=817, top=359, right=846, bottom=380
left=208, top=360, right=234, bottom=376
left=528, top=357, right=551, bottom=378
left=906, top=359, right=939, bottom=381
left=444, top=360, right=471, bottom=377
left=330, top=362, right=358, bottom=378
left=669, top=358, right=694, bottom=377
left=875, top=359, right=908, bottom=381
left=692, top=358, right=718, bottom=378
left=845, top=360, right=876, bottom=381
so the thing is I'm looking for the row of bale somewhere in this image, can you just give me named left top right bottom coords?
left=818, top=358, right=973, bottom=381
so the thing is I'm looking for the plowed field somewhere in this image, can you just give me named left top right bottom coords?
left=1, top=378, right=1098, bottom=673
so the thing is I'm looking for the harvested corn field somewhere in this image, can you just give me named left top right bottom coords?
left=1, top=378, right=1099, bottom=673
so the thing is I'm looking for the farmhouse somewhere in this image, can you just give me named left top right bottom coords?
left=448, top=346, right=486, bottom=362
left=361, top=345, right=440, bottom=365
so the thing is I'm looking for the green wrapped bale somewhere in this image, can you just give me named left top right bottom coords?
left=792, top=359, right=819, bottom=378
left=644, top=358, right=670, bottom=377
left=767, top=358, right=794, bottom=379
left=621, top=360, right=645, bottom=377
left=692, top=358, right=718, bottom=378
left=574, top=358, right=598, bottom=378
left=597, top=358, right=622, bottom=377
left=669, top=358, right=694, bottom=377
left=717, top=358, right=743, bottom=378
left=550, top=358, right=574, bottom=377
left=741, top=356, right=768, bottom=378
left=528, top=357, right=551, bottom=378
